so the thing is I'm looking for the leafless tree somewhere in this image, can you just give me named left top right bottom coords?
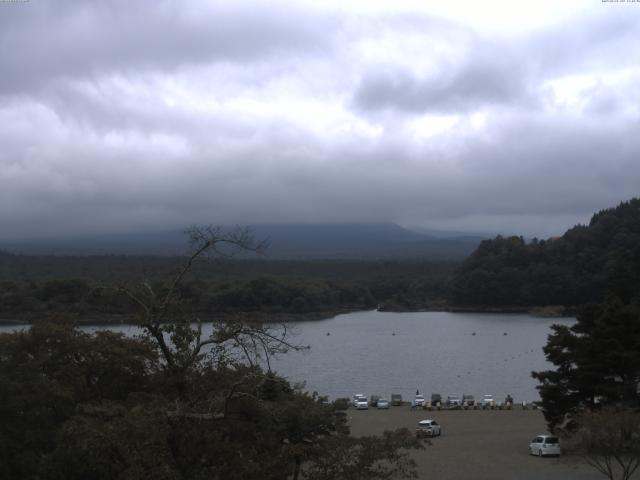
left=115, top=225, right=300, bottom=372
left=563, top=407, right=640, bottom=480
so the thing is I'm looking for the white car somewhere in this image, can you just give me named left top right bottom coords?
left=416, top=419, right=442, bottom=438
left=529, top=435, right=561, bottom=457
left=414, top=394, right=426, bottom=407
left=481, top=394, right=495, bottom=408
left=352, top=394, right=369, bottom=410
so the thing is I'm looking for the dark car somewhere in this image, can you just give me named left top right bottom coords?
left=446, top=395, right=461, bottom=408
left=431, top=393, right=442, bottom=406
left=391, top=393, right=403, bottom=406
left=370, top=395, right=380, bottom=407
left=462, top=394, right=475, bottom=407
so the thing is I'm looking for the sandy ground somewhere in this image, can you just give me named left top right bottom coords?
left=348, top=406, right=608, bottom=480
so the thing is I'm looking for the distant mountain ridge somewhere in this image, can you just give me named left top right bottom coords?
left=0, top=223, right=487, bottom=260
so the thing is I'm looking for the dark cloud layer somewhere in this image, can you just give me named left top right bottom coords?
left=353, top=58, right=528, bottom=113
left=1, top=1, right=639, bottom=240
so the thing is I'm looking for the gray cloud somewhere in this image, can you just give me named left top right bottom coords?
left=0, top=2, right=639, bottom=240
left=534, top=12, right=640, bottom=75
left=0, top=0, right=336, bottom=95
left=353, top=55, right=529, bottom=113
left=352, top=11, right=640, bottom=115
left=1, top=98, right=637, bottom=239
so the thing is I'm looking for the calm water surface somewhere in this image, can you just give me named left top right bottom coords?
left=267, top=310, right=572, bottom=403
left=0, top=310, right=572, bottom=403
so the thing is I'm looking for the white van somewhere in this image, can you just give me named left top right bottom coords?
left=529, top=435, right=561, bottom=457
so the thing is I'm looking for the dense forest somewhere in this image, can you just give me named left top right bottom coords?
left=451, top=198, right=640, bottom=308
left=1, top=325, right=425, bottom=479
left=0, top=255, right=454, bottom=323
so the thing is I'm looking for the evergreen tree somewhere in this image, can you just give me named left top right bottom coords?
left=452, top=198, right=640, bottom=308
left=532, top=297, right=640, bottom=431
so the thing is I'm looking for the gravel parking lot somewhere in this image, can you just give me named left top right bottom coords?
left=348, top=407, right=606, bottom=480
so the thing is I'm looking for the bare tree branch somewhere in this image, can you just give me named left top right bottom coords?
left=109, top=225, right=297, bottom=374
left=564, top=407, right=640, bottom=480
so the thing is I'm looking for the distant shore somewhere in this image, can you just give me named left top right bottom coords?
left=0, top=304, right=574, bottom=327
left=0, top=309, right=355, bottom=327
left=378, top=303, right=574, bottom=317
left=446, top=304, right=575, bottom=317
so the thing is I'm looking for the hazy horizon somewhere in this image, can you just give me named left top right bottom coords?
left=0, top=220, right=565, bottom=244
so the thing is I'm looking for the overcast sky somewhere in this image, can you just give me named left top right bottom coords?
left=1, top=0, right=639, bottom=240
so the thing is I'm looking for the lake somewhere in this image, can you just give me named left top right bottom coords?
left=0, top=310, right=572, bottom=403
left=266, top=310, right=572, bottom=403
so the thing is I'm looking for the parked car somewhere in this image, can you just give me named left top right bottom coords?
left=415, top=419, right=442, bottom=438
left=377, top=398, right=390, bottom=409
left=446, top=395, right=461, bottom=408
left=531, top=401, right=544, bottom=411
left=481, top=394, right=494, bottom=408
left=391, top=393, right=403, bottom=406
left=352, top=394, right=368, bottom=409
left=529, top=435, right=561, bottom=457
left=414, top=394, right=426, bottom=407
left=370, top=395, right=380, bottom=407
left=462, top=394, right=475, bottom=407
left=431, top=393, right=442, bottom=406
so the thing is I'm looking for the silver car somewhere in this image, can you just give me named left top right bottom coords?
left=529, top=435, right=561, bottom=457
left=377, top=398, right=390, bottom=409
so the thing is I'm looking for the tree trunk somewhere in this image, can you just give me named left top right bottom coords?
left=292, top=456, right=301, bottom=480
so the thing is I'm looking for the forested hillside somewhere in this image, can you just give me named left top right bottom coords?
left=451, top=198, right=640, bottom=307
left=0, top=255, right=453, bottom=322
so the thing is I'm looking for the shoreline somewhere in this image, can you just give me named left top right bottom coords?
left=0, top=305, right=574, bottom=327
left=0, top=309, right=356, bottom=327
left=380, top=304, right=575, bottom=317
